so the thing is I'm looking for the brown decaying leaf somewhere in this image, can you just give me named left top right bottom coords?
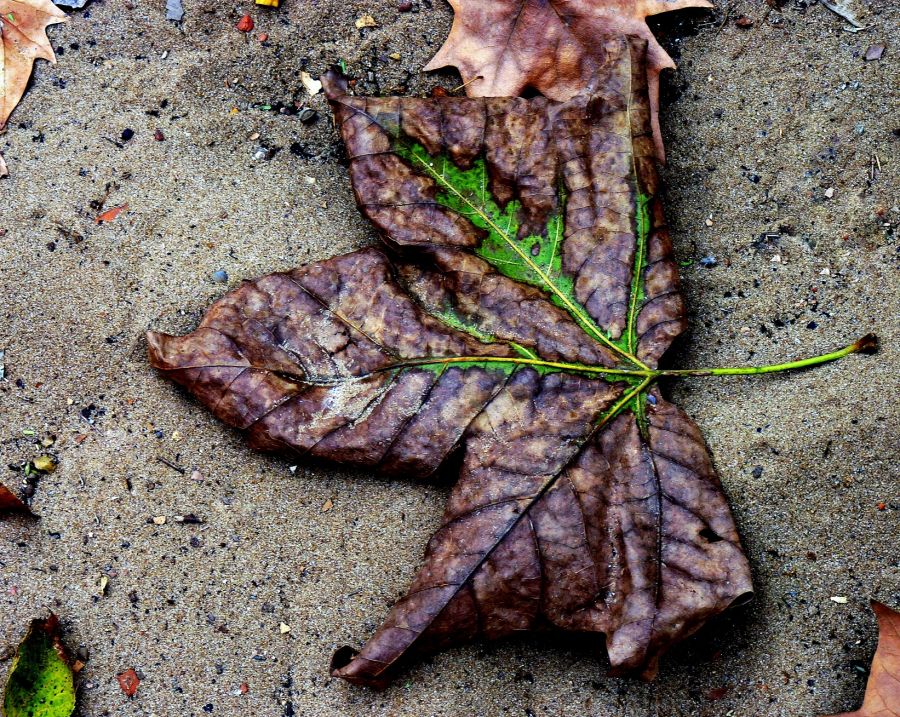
left=0, top=481, right=34, bottom=516
left=116, top=667, right=140, bottom=697
left=94, top=202, right=128, bottom=224
left=423, top=0, right=712, bottom=159
left=823, top=602, right=900, bottom=717
left=148, top=37, right=753, bottom=688
left=0, top=0, right=66, bottom=129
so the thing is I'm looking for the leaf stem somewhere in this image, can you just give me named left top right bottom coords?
left=655, top=334, right=878, bottom=378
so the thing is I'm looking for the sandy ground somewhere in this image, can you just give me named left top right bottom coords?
left=0, top=0, right=897, bottom=715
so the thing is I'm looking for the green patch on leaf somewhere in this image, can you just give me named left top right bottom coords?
left=394, top=142, right=649, bottom=371
left=3, top=615, right=76, bottom=717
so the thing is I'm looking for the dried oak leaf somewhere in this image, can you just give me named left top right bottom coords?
left=0, top=0, right=66, bottom=129
left=824, top=602, right=900, bottom=717
left=0, top=0, right=66, bottom=176
left=424, top=0, right=712, bottom=159
left=2, top=613, right=76, bottom=717
left=147, top=38, right=753, bottom=688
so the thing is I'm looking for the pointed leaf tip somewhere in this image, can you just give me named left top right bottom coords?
left=0, top=0, right=68, bottom=130
left=320, top=69, right=349, bottom=100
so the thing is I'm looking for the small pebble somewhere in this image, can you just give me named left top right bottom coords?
left=864, top=44, right=885, bottom=61
left=398, top=1, right=413, bottom=10
left=121, top=128, right=134, bottom=142
left=824, top=187, right=835, bottom=198
left=699, top=255, right=718, bottom=268
left=298, top=108, right=317, bottom=124
left=153, top=129, right=165, bottom=141
left=211, top=270, right=228, bottom=283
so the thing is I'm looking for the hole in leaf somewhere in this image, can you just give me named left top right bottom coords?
left=699, top=527, right=723, bottom=543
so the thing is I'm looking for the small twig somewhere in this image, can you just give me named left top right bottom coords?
left=451, top=75, right=483, bottom=94
left=156, top=456, right=186, bottom=474
left=717, top=2, right=733, bottom=31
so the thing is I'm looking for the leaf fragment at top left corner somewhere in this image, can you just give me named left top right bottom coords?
left=0, top=481, right=36, bottom=517
left=0, top=0, right=67, bottom=129
left=2, top=614, right=76, bottom=717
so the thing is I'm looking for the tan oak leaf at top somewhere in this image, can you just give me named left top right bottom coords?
left=0, top=0, right=65, bottom=175
left=424, top=0, right=712, bottom=159
left=0, top=0, right=65, bottom=129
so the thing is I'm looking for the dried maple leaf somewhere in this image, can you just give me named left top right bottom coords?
left=0, top=0, right=66, bottom=129
left=823, top=602, right=900, bottom=717
left=147, top=39, right=873, bottom=688
left=424, top=0, right=712, bottom=159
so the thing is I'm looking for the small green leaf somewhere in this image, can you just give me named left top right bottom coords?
left=3, top=615, right=76, bottom=717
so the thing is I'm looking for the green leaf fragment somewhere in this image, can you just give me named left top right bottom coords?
left=3, top=615, right=76, bottom=717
